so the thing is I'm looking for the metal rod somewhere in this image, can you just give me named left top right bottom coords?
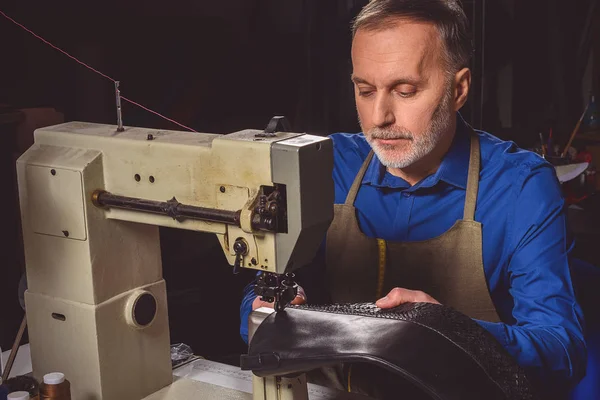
left=92, top=190, right=241, bottom=225
left=115, top=81, right=124, bottom=132
left=1, top=314, right=27, bottom=382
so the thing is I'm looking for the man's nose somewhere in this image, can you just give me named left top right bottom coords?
left=372, top=93, right=395, bottom=127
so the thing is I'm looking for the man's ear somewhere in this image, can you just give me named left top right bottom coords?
left=453, top=68, right=471, bottom=111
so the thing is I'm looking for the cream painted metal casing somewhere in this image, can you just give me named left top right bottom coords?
left=249, top=308, right=309, bottom=400
left=16, top=122, right=333, bottom=400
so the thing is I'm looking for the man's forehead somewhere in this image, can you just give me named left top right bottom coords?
left=351, top=19, right=443, bottom=77
left=352, top=18, right=441, bottom=51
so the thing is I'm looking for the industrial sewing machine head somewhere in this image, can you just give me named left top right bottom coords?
left=16, top=118, right=333, bottom=399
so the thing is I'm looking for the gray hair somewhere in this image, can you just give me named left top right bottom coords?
left=352, top=0, right=472, bottom=72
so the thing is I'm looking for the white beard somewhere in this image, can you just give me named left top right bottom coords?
left=364, top=89, right=453, bottom=169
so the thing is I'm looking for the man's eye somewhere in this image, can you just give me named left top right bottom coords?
left=398, top=91, right=416, bottom=98
left=358, top=91, right=374, bottom=97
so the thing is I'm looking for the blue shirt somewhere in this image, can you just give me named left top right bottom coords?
left=240, top=114, right=586, bottom=391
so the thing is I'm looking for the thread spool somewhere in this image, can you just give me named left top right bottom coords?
left=8, top=391, right=31, bottom=400
left=39, top=373, right=71, bottom=400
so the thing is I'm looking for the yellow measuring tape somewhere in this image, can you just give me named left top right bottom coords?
left=348, top=238, right=387, bottom=392
left=376, top=238, right=387, bottom=299
left=347, top=365, right=352, bottom=392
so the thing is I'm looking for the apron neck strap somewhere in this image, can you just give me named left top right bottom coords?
left=345, top=151, right=375, bottom=205
left=463, top=131, right=480, bottom=221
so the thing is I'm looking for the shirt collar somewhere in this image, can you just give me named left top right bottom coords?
left=363, top=113, right=472, bottom=190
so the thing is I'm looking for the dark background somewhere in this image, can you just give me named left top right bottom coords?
left=0, top=0, right=599, bottom=365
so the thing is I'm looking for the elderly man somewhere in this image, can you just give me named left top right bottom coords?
left=241, top=0, right=587, bottom=397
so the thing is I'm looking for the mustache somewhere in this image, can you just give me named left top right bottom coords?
left=367, top=127, right=414, bottom=141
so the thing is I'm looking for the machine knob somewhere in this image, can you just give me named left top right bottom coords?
left=233, top=238, right=248, bottom=274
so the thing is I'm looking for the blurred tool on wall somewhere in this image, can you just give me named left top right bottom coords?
left=583, top=93, right=599, bottom=130
left=534, top=127, right=595, bottom=206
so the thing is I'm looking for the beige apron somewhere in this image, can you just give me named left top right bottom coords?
left=310, top=133, right=501, bottom=395
left=325, top=132, right=500, bottom=322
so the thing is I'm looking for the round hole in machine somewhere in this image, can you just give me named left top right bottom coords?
left=129, top=291, right=157, bottom=328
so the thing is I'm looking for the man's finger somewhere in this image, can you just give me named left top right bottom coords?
left=375, top=296, right=391, bottom=308
left=252, top=294, right=306, bottom=310
left=375, top=288, right=440, bottom=309
left=376, top=287, right=413, bottom=308
left=290, top=295, right=307, bottom=305
left=252, top=296, right=274, bottom=310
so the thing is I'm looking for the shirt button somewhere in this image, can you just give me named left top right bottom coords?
left=402, top=192, right=411, bottom=197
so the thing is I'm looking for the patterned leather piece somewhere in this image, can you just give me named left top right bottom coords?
left=242, top=302, right=538, bottom=400
left=293, top=303, right=536, bottom=399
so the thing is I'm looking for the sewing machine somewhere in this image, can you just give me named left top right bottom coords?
left=16, top=120, right=334, bottom=399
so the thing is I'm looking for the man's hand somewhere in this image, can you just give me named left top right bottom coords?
left=375, top=287, right=440, bottom=309
left=252, top=286, right=307, bottom=310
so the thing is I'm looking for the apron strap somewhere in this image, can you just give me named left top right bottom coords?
left=345, top=151, right=375, bottom=205
left=463, top=132, right=480, bottom=221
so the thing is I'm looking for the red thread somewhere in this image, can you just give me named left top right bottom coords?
left=1, top=9, right=198, bottom=132
left=121, top=96, right=198, bottom=132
